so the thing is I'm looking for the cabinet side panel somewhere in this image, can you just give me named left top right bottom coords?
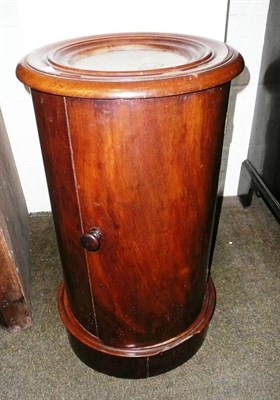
left=32, top=91, right=98, bottom=335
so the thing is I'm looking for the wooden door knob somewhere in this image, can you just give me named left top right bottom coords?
left=80, top=228, right=102, bottom=252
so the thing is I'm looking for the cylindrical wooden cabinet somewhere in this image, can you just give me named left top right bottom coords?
left=17, top=33, right=244, bottom=378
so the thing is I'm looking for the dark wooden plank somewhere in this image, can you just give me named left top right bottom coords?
left=0, top=109, right=32, bottom=332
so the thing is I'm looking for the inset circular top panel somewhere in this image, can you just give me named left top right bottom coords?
left=16, top=33, right=244, bottom=99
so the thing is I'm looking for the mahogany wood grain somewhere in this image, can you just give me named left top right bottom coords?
left=16, top=33, right=244, bottom=99
left=58, top=278, right=215, bottom=378
left=31, top=93, right=98, bottom=335
left=17, top=33, right=244, bottom=376
left=64, top=87, right=229, bottom=347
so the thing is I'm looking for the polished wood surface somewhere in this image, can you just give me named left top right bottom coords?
left=0, top=109, right=32, bottom=332
left=16, top=33, right=244, bottom=99
left=31, top=94, right=97, bottom=335
left=32, top=84, right=230, bottom=348
left=17, top=33, right=244, bottom=376
left=58, top=278, right=215, bottom=378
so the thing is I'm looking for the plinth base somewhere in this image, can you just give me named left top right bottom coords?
left=58, top=278, right=216, bottom=378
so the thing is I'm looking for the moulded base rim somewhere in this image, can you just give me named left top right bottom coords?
left=57, top=277, right=216, bottom=378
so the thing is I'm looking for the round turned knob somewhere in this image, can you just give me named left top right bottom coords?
left=80, top=228, right=102, bottom=252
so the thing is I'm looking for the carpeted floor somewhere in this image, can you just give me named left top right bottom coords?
left=0, top=196, right=279, bottom=399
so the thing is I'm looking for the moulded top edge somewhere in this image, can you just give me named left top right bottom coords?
left=16, top=32, right=244, bottom=99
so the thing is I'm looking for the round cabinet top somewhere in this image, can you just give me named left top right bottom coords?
left=16, top=33, right=244, bottom=99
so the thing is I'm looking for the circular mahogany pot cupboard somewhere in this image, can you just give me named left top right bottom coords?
left=17, top=33, right=243, bottom=378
